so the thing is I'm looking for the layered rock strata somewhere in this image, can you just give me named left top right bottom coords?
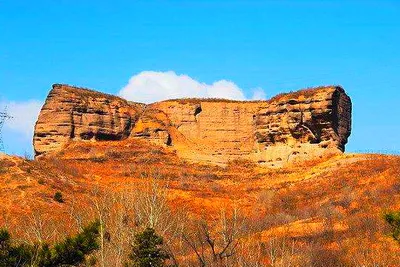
left=34, top=84, right=144, bottom=156
left=34, top=84, right=352, bottom=166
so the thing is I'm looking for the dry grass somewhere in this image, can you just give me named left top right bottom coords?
left=0, top=140, right=399, bottom=265
left=52, top=84, right=126, bottom=101
left=268, top=85, right=342, bottom=103
left=52, top=82, right=342, bottom=107
left=158, top=97, right=266, bottom=104
left=158, top=85, right=342, bottom=105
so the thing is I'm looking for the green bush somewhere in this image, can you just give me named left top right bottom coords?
left=0, top=166, right=6, bottom=174
left=0, top=220, right=100, bottom=266
left=54, top=191, right=64, bottom=203
left=127, top=227, right=170, bottom=267
left=0, top=229, right=32, bottom=266
left=384, top=211, right=400, bottom=242
left=40, top=220, right=100, bottom=266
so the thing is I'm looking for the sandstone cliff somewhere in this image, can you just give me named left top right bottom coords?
left=34, top=84, right=351, bottom=166
left=34, top=84, right=145, bottom=156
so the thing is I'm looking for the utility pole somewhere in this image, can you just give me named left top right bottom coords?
left=0, top=107, right=13, bottom=153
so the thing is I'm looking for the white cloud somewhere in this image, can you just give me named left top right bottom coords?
left=1, top=100, right=43, bottom=139
left=251, top=87, right=267, bottom=100
left=118, top=71, right=264, bottom=103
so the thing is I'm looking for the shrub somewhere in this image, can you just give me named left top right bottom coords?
left=127, top=227, right=170, bottom=267
left=41, top=220, right=100, bottom=266
left=0, top=165, right=5, bottom=175
left=0, top=220, right=100, bottom=267
left=89, top=156, right=107, bottom=163
left=54, top=192, right=64, bottom=203
left=384, top=211, right=400, bottom=242
left=271, top=189, right=298, bottom=213
left=0, top=229, right=32, bottom=266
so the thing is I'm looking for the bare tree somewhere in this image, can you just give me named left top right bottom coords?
left=68, top=196, right=91, bottom=232
left=183, top=208, right=244, bottom=266
left=105, top=189, right=136, bottom=266
left=80, top=177, right=186, bottom=266
left=133, top=178, right=171, bottom=231
left=265, top=237, right=297, bottom=267
left=133, top=177, right=187, bottom=266
left=90, top=185, right=111, bottom=267
left=24, top=206, right=58, bottom=245
left=235, top=240, right=265, bottom=267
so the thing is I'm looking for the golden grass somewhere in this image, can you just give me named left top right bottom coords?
left=0, top=139, right=399, bottom=264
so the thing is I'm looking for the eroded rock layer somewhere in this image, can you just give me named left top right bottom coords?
left=34, top=84, right=352, bottom=166
left=34, top=84, right=145, bottom=156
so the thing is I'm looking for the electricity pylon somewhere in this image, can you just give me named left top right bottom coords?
left=0, top=107, right=13, bottom=153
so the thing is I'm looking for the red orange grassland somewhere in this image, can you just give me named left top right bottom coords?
left=0, top=139, right=399, bottom=265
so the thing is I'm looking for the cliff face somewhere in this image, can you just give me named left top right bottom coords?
left=34, top=84, right=352, bottom=166
left=34, top=84, right=145, bottom=156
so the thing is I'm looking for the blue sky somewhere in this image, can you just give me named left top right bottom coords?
left=0, top=0, right=399, bottom=156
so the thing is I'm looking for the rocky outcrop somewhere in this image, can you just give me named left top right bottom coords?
left=34, top=84, right=352, bottom=166
left=33, top=84, right=145, bottom=156
left=254, top=87, right=351, bottom=151
left=149, top=101, right=262, bottom=161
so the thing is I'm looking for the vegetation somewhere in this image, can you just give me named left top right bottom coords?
left=268, top=85, right=342, bottom=102
left=0, top=140, right=399, bottom=265
left=384, top=211, right=400, bottom=242
left=0, top=220, right=100, bottom=266
left=159, top=97, right=265, bottom=104
left=0, top=229, right=32, bottom=267
left=159, top=85, right=342, bottom=104
left=127, top=228, right=170, bottom=267
left=53, top=191, right=64, bottom=203
left=53, top=83, right=126, bottom=101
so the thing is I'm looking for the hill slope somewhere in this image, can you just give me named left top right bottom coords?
left=0, top=140, right=399, bottom=265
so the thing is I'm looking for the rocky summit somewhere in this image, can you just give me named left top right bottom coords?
left=34, top=84, right=352, bottom=166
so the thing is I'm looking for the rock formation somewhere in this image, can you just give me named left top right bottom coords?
left=34, top=84, right=352, bottom=166
left=34, top=84, right=145, bottom=156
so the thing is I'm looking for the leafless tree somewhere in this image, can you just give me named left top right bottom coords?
left=24, top=206, right=58, bottom=245
left=79, top=177, right=186, bottom=266
left=90, top=185, right=112, bottom=267
left=265, top=237, right=297, bottom=267
left=183, top=208, right=244, bottom=266
left=133, top=177, right=187, bottom=266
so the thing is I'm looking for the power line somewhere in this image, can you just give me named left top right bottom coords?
left=0, top=106, right=13, bottom=153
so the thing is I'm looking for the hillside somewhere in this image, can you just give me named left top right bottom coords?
left=0, top=140, right=399, bottom=266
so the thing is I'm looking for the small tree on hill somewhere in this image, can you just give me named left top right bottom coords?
left=127, top=227, right=170, bottom=267
left=384, top=211, right=400, bottom=242
left=54, top=191, right=64, bottom=203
